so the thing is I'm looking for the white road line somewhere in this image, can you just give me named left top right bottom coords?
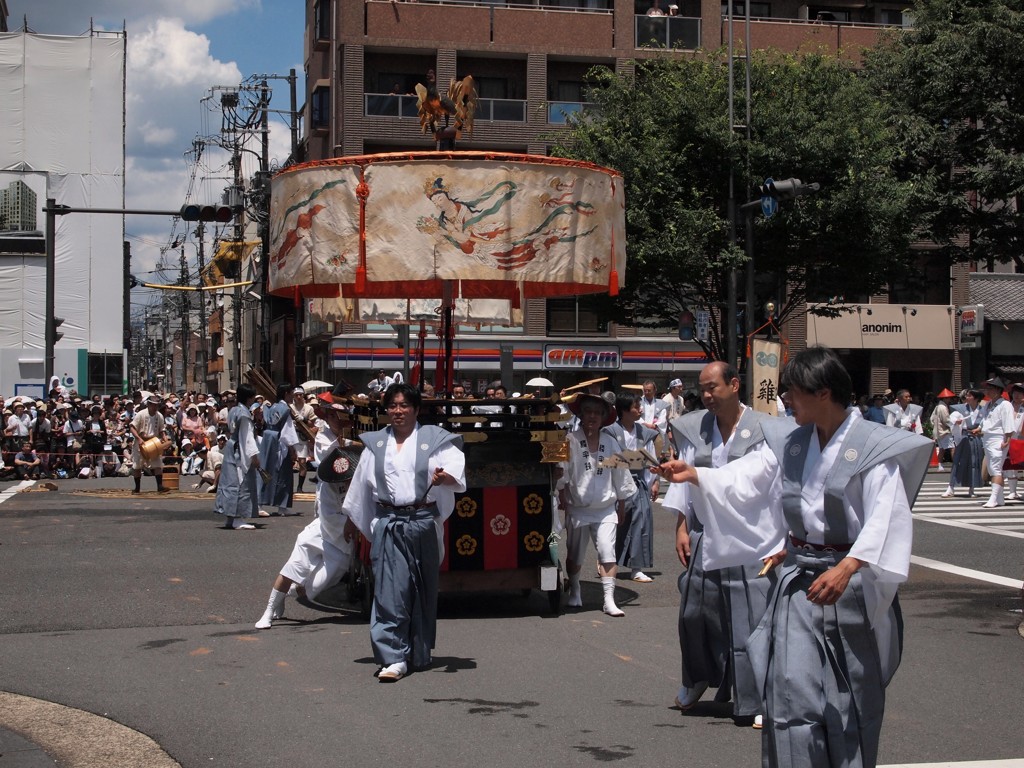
left=0, top=479, right=35, bottom=504
left=912, top=515, right=1024, bottom=539
left=910, top=555, right=1023, bottom=590
left=881, top=761, right=1024, bottom=768
left=915, top=511, right=1024, bottom=519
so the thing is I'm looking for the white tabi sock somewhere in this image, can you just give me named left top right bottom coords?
left=568, top=573, right=582, bottom=607
left=601, top=576, right=624, bottom=617
left=255, top=588, right=287, bottom=629
left=1007, top=476, right=1018, bottom=497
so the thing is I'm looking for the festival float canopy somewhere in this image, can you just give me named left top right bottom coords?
left=268, top=151, right=626, bottom=305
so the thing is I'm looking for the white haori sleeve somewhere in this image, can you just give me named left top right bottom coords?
left=425, top=440, right=467, bottom=524
left=237, top=415, right=259, bottom=469
left=342, top=449, right=378, bottom=539
left=661, top=437, right=696, bottom=523
left=847, top=458, right=913, bottom=584
left=278, top=416, right=300, bottom=450
left=691, top=444, right=787, bottom=570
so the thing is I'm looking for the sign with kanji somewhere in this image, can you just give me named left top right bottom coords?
left=750, top=338, right=781, bottom=416
left=694, top=310, right=710, bottom=342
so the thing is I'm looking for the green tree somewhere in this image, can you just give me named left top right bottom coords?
left=866, top=0, right=1024, bottom=270
left=552, top=53, right=915, bottom=361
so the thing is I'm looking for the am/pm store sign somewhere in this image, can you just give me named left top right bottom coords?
left=544, top=345, right=620, bottom=369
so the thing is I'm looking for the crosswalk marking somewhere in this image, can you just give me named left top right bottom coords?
left=913, top=478, right=1024, bottom=538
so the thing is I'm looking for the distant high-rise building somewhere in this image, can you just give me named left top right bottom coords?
left=0, top=179, right=39, bottom=231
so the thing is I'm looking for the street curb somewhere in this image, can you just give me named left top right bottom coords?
left=0, top=692, right=180, bottom=768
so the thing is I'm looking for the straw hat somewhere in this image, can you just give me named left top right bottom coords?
left=566, top=392, right=616, bottom=427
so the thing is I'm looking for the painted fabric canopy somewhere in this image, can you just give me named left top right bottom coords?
left=268, top=152, right=626, bottom=302
left=308, top=296, right=520, bottom=326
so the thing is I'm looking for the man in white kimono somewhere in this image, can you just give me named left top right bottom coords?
left=557, top=393, right=636, bottom=617
left=256, top=389, right=358, bottom=628
left=342, top=383, right=466, bottom=682
left=975, top=377, right=1016, bottom=508
left=883, top=389, right=923, bottom=434
left=640, top=380, right=669, bottom=436
left=656, top=346, right=932, bottom=768
left=662, top=360, right=776, bottom=727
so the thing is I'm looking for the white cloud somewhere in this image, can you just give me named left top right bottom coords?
left=130, top=18, right=242, bottom=90
left=8, top=0, right=260, bottom=33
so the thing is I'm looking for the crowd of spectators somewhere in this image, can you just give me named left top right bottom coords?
left=0, top=386, right=241, bottom=487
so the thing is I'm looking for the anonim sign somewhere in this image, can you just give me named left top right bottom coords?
left=862, top=323, right=902, bottom=334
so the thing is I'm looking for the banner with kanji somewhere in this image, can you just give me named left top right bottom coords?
left=751, top=338, right=781, bottom=416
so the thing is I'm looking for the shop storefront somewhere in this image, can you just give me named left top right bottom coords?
left=806, top=303, right=958, bottom=397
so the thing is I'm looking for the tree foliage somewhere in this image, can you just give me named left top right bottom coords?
left=866, top=0, right=1024, bottom=270
left=552, top=53, right=916, bottom=360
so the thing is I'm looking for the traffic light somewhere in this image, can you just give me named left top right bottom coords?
left=51, top=316, right=65, bottom=343
left=759, top=178, right=821, bottom=200
left=180, top=203, right=234, bottom=223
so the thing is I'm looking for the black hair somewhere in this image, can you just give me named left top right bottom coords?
left=383, top=382, right=421, bottom=411
left=615, top=393, right=641, bottom=417
left=966, top=389, right=983, bottom=401
left=237, top=384, right=258, bottom=406
left=780, top=346, right=852, bottom=406
left=276, top=383, right=292, bottom=402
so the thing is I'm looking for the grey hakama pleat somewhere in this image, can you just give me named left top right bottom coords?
left=950, top=434, right=983, bottom=491
left=369, top=507, right=440, bottom=668
left=616, top=472, right=654, bottom=569
left=749, top=549, right=897, bottom=768
left=677, top=525, right=730, bottom=694
left=214, top=439, right=258, bottom=520
left=721, top=563, right=772, bottom=717
left=257, top=429, right=293, bottom=508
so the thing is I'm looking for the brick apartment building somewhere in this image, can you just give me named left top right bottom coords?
left=296, top=0, right=1021, bottom=398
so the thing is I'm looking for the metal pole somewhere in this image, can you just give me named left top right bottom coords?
left=44, top=198, right=57, bottom=388
left=233, top=139, right=243, bottom=386
left=123, top=241, right=131, bottom=395
left=179, top=242, right=189, bottom=390
left=725, top=2, right=737, bottom=368
left=196, top=223, right=209, bottom=387
left=261, top=80, right=272, bottom=372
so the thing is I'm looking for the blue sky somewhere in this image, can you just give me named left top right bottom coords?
left=5, top=1, right=305, bottom=301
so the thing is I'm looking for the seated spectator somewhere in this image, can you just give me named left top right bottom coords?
left=180, top=440, right=203, bottom=475
left=194, top=432, right=226, bottom=492
left=14, top=442, right=41, bottom=480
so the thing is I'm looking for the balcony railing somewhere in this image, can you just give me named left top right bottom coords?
left=365, top=93, right=527, bottom=123
left=547, top=101, right=595, bottom=124
left=635, top=15, right=702, bottom=50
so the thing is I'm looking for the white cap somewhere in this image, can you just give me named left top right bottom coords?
left=293, top=387, right=305, bottom=394
left=668, top=378, right=683, bottom=389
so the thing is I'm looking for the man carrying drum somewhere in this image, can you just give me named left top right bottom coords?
left=131, top=393, right=170, bottom=494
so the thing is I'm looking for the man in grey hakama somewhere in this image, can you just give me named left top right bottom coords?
left=342, top=383, right=466, bottom=682
left=259, top=391, right=298, bottom=515
left=215, top=385, right=261, bottom=530
left=658, top=347, right=933, bottom=768
left=607, top=395, right=661, bottom=582
left=664, top=398, right=775, bottom=720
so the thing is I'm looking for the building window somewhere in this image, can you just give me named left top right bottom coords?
left=314, top=0, right=331, bottom=41
left=87, top=353, right=124, bottom=395
left=721, top=2, right=771, bottom=17
left=311, top=85, right=330, bottom=130
left=547, top=297, right=609, bottom=335
left=807, top=7, right=851, bottom=21
left=889, top=254, right=951, bottom=305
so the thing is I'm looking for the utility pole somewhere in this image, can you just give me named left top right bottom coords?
left=178, top=239, right=190, bottom=390
left=232, top=140, right=243, bottom=387
left=196, top=223, right=209, bottom=387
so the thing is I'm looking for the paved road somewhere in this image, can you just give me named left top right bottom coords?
left=0, top=474, right=1021, bottom=767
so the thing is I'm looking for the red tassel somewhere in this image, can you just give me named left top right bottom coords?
left=608, top=268, right=619, bottom=296
left=355, top=265, right=367, bottom=295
